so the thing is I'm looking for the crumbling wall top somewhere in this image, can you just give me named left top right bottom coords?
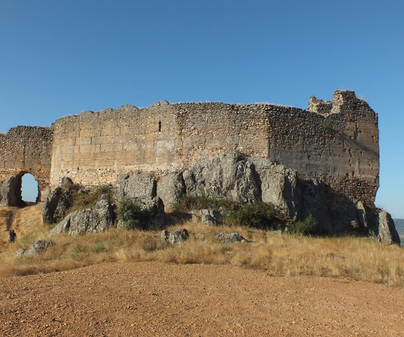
left=308, top=90, right=374, bottom=117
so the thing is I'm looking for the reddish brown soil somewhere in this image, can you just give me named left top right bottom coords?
left=0, top=262, right=403, bottom=337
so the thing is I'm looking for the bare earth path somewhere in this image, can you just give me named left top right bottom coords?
left=0, top=261, right=403, bottom=337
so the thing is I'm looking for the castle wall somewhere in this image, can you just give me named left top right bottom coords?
left=0, top=90, right=379, bottom=207
left=173, top=102, right=270, bottom=167
left=0, top=126, right=53, bottom=200
left=50, top=101, right=180, bottom=187
left=50, top=101, right=271, bottom=187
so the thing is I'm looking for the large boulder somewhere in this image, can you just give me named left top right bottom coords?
left=182, top=154, right=260, bottom=204
left=377, top=211, right=400, bottom=245
left=215, top=232, right=246, bottom=244
left=156, top=172, right=185, bottom=210
left=50, top=199, right=114, bottom=236
left=116, top=197, right=166, bottom=230
left=114, top=172, right=156, bottom=201
left=139, top=197, right=166, bottom=230
left=253, top=160, right=299, bottom=219
left=24, top=240, right=54, bottom=256
left=16, top=240, right=54, bottom=257
left=42, top=186, right=72, bottom=224
left=191, top=209, right=222, bottom=225
left=298, top=179, right=334, bottom=234
left=161, top=228, right=189, bottom=245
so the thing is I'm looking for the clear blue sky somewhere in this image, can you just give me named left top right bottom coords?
left=1, top=0, right=403, bottom=217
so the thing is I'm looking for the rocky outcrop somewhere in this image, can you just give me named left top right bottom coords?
left=155, top=154, right=400, bottom=242
left=39, top=153, right=399, bottom=244
left=161, top=228, right=189, bottom=245
left=50, top=199, right=114, bottom=236
left=114, top=172, right=156, bottom=201
left=182, top=154, right=261, bottom=204
left=254, top=160, right=299, bottom=219
left=113, top=171, right=166, bottom=230
left=15, top=240, right=54, bottom=257
left=156, top=173, right=185, bottom=210
left=191, top=209, right=223, bottom=225
left=42, top=186, right=72, bottom=224
left=132, top=197, right=166, bottom=230
left=215, top=233, right=246, bottom=244
left=377, top=211, right=400, bottom=245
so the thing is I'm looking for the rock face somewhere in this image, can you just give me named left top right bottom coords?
left=114, top=172, right=156, bottom=201
left=42, top=186, right=72, bottom=224
left=253, top=160, right=299, bottom=219
left=155, top=154, right=400, bottom=243
left=16, top=240, right=54, bottom=257
left=51, top=199, right=114, bottom=236
left=161, top=229, right=189, bottom=245
left=191, top=209, right=222, bottom=225
left=182, top=154, right=260, bottom=204
left=36, top=152, right=397, bottom=244
left=215, top=233, right=246, bottom=244
left=377, top=211, right=401, bottom=245
left=133, top=197, right=166, bottom=230
left=156, top=173, right=185, bottom=210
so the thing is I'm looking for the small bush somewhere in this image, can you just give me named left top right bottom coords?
left=172, top=195, right=236, bottom=213
left=139, top=236, right=159, bottom=252
left=225, top=202, right=276, bottom=229
left=320, top=117, right=337, bottom=131
left=68, top=184, right=113, bottom=214
left=288, top=215, right=316, bottom=235
left=116, top=198, right=147, bottom=230
left=235, top=150, right=249, bottom=161
left=92, top=242, right=106, bottom=253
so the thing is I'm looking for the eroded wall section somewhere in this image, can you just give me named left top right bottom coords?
left=0, top=126, right=53, bottom=204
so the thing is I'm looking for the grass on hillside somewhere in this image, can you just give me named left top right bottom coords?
left=1, top=220, right=404, bottom=287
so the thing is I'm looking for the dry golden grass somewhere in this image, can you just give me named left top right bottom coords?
left=0, top=207, right=403, bottom=287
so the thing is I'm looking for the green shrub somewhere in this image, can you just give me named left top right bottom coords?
left=172, top=195, right=236, bottom=213
left=235, top=150, right=249, bottom=161
left=116, top=198, right=147, bottom=230
left=92, top=242, right=106, bottom=253
left=288, top=215, right=316, bottom=235
left=224, top=202, right=276, bottom=229
left=67, top=184, right=113, bottom=213
left=320, top=117, right=337, bottom=131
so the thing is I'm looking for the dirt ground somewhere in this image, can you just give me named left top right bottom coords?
left=0, top=261, right=403, bottom=337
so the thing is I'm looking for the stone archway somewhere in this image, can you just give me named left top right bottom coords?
left=0, top=172, right=42, bottom=207
left=0, top=126, right=52, bottom=207
left=14, top=171, right=41, bottom=206
left=21, top=173, right=40, bottom=205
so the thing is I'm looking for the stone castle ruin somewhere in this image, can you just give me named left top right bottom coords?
left=0, top=90, right=398, bottom=242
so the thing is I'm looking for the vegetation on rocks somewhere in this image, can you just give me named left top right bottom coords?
left=172, top=195, right=279, bottom=229
left=224, top=202, right=277, bottom=229
left=287, top=215, right=316, bottom=235
left=172, top=195, right=237, bottom=213
left=116, top=198, right=148, bottom=230
left=66, top=184, right=113, bottom=214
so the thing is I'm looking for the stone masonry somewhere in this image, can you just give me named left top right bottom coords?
left=0, top=90, right=379, bottom=207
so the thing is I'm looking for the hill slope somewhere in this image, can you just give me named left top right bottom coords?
left=0, top=204, right=47, bottom=246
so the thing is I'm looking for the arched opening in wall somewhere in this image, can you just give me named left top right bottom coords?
left=20, top=173, right=40, bottom=206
